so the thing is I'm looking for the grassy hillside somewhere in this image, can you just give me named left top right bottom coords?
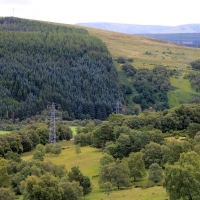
left=76, top=25, right=200, bottom=107
left=80, top=26, right=200, bottom=69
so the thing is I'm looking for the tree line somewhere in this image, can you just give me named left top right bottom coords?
left=0, top=122, right=72, bottom=157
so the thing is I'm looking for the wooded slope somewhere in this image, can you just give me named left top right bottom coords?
left=0, top=17, right=121, bottom=120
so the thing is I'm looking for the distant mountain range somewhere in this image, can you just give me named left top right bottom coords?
left=76, top=22, right=200, bottom=34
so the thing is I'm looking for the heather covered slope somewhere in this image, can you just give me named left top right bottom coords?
left=0, top=17, right=121, bottom=120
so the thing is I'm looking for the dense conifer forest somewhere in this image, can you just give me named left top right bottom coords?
left=0, top=17, right=121, bottom=121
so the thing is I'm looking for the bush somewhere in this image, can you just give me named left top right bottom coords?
left=51, top=144, right=62, bottom=155
left=127, top=58, right=133, bottom=62
left=191, top=59, right=200, bottom=70
left=117, top=57, right=126, bottom=64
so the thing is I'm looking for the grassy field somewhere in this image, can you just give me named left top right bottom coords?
left=20, top=140, right=169, bottom=200
left=0, top=131, right=10, bottom=135
left=69, top=126, right=77, bottom=135
left=168, top=76, right=198, bottom=107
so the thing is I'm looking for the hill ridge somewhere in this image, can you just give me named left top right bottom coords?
left=77, top=22, right=200, bottom=34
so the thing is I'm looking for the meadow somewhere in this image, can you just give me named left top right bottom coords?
left=168, top=76, right=199, bottom=107
left=0, top=131, right=10, bottom=135
left=69, top=126, right=77, bottom=135
left=20, top=140, right=169, bottom=200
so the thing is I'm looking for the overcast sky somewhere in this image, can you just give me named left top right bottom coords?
left=0, top=0, right=199, bottom=26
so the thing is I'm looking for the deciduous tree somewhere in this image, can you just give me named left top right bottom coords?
left=127, top=152, right=146, bottom=182
left=0, top=187, right=15, bottom=200
left=164, top=151, right=200, bottom=200
left=99, top=159, right=130, bottom=189
left=148, top=163, right=163, bottom=183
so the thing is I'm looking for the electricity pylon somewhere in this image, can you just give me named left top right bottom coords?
left=48, top=103, right=56, bottom=144
left=115, top=101, right=122, bottom=114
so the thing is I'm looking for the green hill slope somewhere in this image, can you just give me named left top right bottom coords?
left=78, top=25, right=200, bottom=109
left=0, top=17, right=121, bottom=120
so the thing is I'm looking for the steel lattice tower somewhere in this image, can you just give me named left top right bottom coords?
left=48, top=103, right=56, bottom=144
left=115, top=101, right=122, bottom=114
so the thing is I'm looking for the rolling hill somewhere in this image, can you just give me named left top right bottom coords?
left=75, top=25, right=200, bottom=109
left=77, top=22, right=200, bottom=34
left=77, top=23, right=200, bottom=48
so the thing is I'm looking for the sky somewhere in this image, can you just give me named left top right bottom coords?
left=0, top=0, right=199, bottom=26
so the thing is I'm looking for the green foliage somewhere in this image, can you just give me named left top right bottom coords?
left=81, top=176, right=92, bottom=196
left=92, top=122, right=115, bottom=148
left=74, top=131, right=92, bottom=147
left=35, top=144, right=45, bottom=155
left=162, top=139, right=192, bottom=165
left=127, top=152, right=146, bottom=182
left=191, top=59, right=200, bottom=70
left=102, top=181, right=113, bottom=196
left=75, top=144, right=81, bottom=155
left=148, top=130, right=164, bottom=144
left=99, top=159, right=130, bottom=189
left=116, top=56, right=126, bottom=64
left=35, top=125, right=49, bottom=145
left=194, top=131, right=200, bottom=143
left=164, top=151, right=200, bottom=200
left=114, top=134, right=132, bottom=158
left=108, top=113, right=126, bottom=126
left=0, top=17, right=88, bottom=34
left=148, top=163, right=163, bottom=183
left=4, top=151, right=22, bottom=163
left=51, top=144, right=62, bottom=155
left=45, top=143, right=54, bottom=154
left=123, top=104, right=200, bottom=133
left=57, top=123, right=73, bottom=141
left=187, top=123, right=200, bottom=138
left=9, top=159, right=67, bottom=194
left=0, top=17, right=121, bottom=121
left=122, top=64, right=137, bottom=76
left=99, top=153, right=114, bottom=166
left=142, top=142, right=163, bottom=168
left=23, top=174, right=63, bottom=200
left=32, top=150, right=44, bottom=161
left=68, top=166, right=92, bottom=196
left=0, top=123, right=48, bottom=157
left=185, top=73, right=200, bottom=92
left=59, top=179, right=83, bottom=200
left=0, top=158, right=10, bottom=188
left=133, top=66, right=171, bottom=111
left=0, top=187, right=15, bottom=200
